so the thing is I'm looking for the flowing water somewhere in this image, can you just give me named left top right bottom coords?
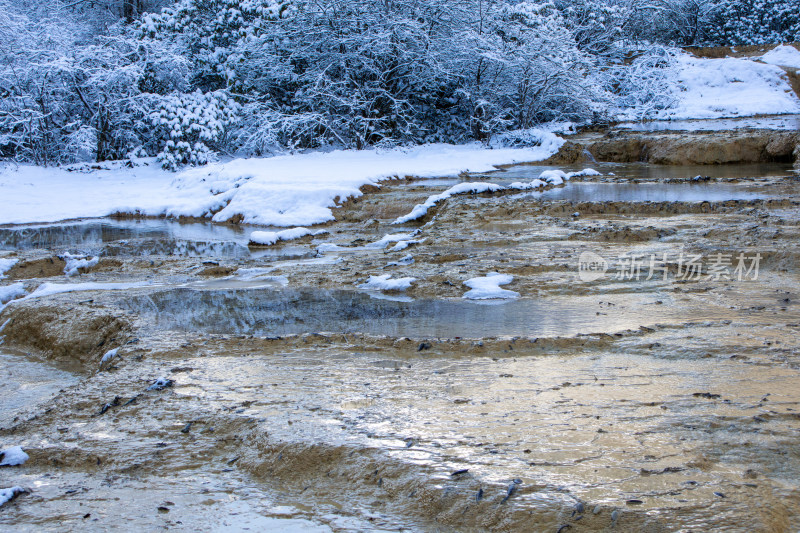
left=1, top=161, right=799, bottom=531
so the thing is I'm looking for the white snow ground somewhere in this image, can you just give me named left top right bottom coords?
left=0, top=141, right=563, bottom=227
left=760, top=45, right=800, bottom=69
left=653, top=52, right=800, bottom=120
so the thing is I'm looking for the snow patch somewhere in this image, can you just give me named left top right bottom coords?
left=365, top=232, right=418, bottom=249
left=387, top=255, right=414, bottom=266
left=0, top=487, right=26, bottom=507
left=62, top=253, right=99, bottom=276
left=388, top=239, right=423, bottom=252
left=249, top=227, right=327, bottom=246
left=0, top=446, right=29, bottom=466
left=147, top=377, right=174, bottom=391
left=0, top=258, right=17, bottom=279
left=463, top=272, right=519, bottom=300
left=760, top=45, right=800, bottom=69
left=0, top=283, right=26, bottom=312
left=360, top=274, right=416, bottom=291
left=101, top=348, right=119, bottom=364
left=316, top=243, right=345, bottom=253
left=393, top=182, right=504, bottom=224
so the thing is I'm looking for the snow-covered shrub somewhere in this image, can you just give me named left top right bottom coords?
left=139, top=0, right=295, bottom=91
left=556, top=0, right=632, bottom=56
left=458, top=1, right=604, bottom=138
left=600, top=45, right=677, bottom=121
left=151, top=90, right=239, bottom=169
left=708, top=0, right=800, bottom=45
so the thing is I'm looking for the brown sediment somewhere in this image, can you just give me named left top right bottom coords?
left=6, top=257, right=67, bottom=279
left=587, top=132, right=799, bottom=165
left=0, top=300, right=132, bottom=370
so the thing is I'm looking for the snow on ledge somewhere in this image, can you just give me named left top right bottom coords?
left=393, top=168, right=599, bottom=224
left=462, top=272, right=519, bottom=300
left=657, top=52, right=800, bottom=120
left=249, top=227, right=327, bottom=246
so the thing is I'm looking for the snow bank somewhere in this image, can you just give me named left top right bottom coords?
left=656, top=52, right=800, bottom=120
left=360, top=274, right=416, bottom=291
left=393, top=182, right=505, bottom=224
left=462, top=272, right=519, bottom=300
left=0, top=487, right=25, bottom=507
left=0, top=258, right=17, bottom=279
left=0, top=446, right=29, bottom=466
left=760, top=45, right=800, bottom=69
left=0, top=143, right=564, bottom=227
left=249, top=227, right=327, bottom=246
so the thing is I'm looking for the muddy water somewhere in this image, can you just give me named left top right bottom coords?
left=1, top=159, right=799, bottom=531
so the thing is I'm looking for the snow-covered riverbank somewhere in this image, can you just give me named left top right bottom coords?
left=0, top=140, right=563, bottom=227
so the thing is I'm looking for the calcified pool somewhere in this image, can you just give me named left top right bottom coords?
left=1, top=163, right=799, bottom=531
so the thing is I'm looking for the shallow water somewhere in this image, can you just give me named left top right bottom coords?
left=116, top=287, right=765, bottom=339
left=615, top=114, right=800, bottom=132
left=0, top=349, right=79, bottom=427
left=497, top=161, right=794, bottom=183
left=0, top=218, right=310, bottom=260
left=517, top=181, right=776, bottom=203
